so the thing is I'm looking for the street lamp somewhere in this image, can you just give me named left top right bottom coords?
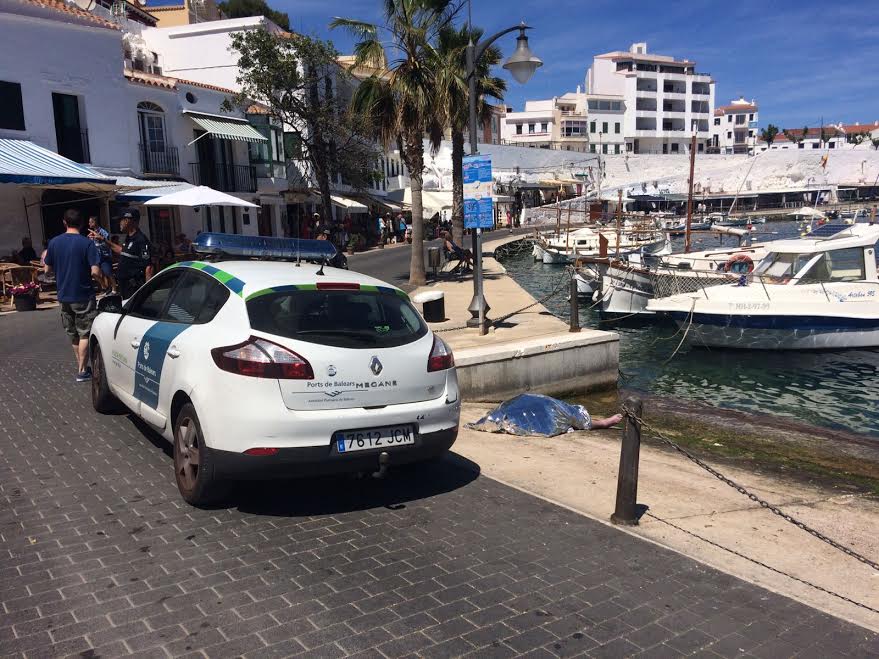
left=466, top=21, right=542, bottom=332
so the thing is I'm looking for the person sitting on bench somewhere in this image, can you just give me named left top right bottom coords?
left=440, top=231, right=473, bottom=270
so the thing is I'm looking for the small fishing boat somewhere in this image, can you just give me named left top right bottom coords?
left=647, top=224, right=879, bottom=349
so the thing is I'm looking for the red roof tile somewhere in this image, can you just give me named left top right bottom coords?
left=124, top=70, right=238, bottom=95
left=18, top=0, right=120, bottom=30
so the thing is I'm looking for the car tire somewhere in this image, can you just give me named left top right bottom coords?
left=91, top=342, right=120, bottom=413
left=173, top=403, right=221, bottom=507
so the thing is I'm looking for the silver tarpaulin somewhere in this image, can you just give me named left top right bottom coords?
left=466, top=393, right=592, bottom=437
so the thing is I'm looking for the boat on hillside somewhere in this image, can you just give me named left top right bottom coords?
left=647, top=224, right=879, bottom=349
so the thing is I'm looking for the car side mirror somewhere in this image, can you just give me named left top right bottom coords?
left=97, top=294, right=123, bottom=314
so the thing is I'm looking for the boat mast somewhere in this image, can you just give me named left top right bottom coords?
left=685, top=123, right=697, bottom=253
left=616, top=189, right=622, bottom=257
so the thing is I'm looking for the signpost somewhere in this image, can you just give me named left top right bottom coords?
left=463, top=154, right=494, bottom=230
left=463, top=154, right=493, bottom=331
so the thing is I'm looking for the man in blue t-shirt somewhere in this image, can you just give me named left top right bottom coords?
left=44, top=209, right=101, bottom=382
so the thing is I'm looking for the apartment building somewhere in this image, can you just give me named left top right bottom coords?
left=586, top=42, right=715, bottom=154
left=711, top=97, right=758, bottom=154
left=500, top=90, right=621, bottom=153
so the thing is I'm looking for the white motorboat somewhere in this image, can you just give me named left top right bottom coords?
left=647, top=224, right=879, bottom=349
left=597, top=243, right=769, bottom=317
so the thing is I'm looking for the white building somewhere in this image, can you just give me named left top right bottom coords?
left=586, top=42, right=715, bottom=155
left=0, top=0, right=297, bottom=256
left=499, top=90, right=623, bottom=154
left=756, top=122, right=879, bottom=153
left=711, top=97, right=758, bottom=154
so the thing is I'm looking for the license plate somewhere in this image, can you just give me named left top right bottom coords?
left=334, top=425, right=415, bottom=453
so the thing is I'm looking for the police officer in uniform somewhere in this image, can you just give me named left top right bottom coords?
left=103, top=210, right=153, bottom=299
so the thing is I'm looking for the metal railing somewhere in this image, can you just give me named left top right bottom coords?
left=189, top=162, right=256, bottom=193
left=139, top=144, right=179, bottom=176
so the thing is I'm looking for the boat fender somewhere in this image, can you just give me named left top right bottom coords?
left=723, top=253, right=754, bottom=274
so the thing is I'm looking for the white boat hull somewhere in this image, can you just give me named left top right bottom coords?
left=671, top=316, right=879, bottom=350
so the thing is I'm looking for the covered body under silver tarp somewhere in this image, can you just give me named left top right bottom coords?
left=466, top=393, right=592, bottom=437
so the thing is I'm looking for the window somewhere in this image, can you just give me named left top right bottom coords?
left=798, top=143, right=805, bottom=149
left=714, top=118, right=720, bottom=126
left=247, top=290, right=428, bottom=349
left=727, top=115, right=732, bottom=123
left=515, top=124, right=523, bottom=135
left=825, top=248, right=866, bottom=281
left=735, top=115, right=745, bottom=125
left=590, top=144, right=596, bottom=153
left=602, top=144, right=608, bottom=154
left=602, top=122, right=608, bottom=133
left=541, top=122, right=548, bottom=133
left=614, top=144, right=621, bottom=154
left=727, top=132, right=732, bottom=139
left=748, top=114, right=754, bottom=121
left=589, top=121, right=596, bottom=133
left=165, top=272, right=230, bottom=324
left=829, top=142, right=835, bottom=149
left=127, top=272, right=183, bottom=320
left=812, top=143, right=820, bottom=149
left=52, top=93, right=88, bottom=163
left=614, top=122, right=620, bottom=134
left=610, top=101, right=622, bottom=111
left=528, top=123, right=535, bottom=134
left=0, top=81, right=25, bottom=130
left=671, top=143, right=679, bottom=153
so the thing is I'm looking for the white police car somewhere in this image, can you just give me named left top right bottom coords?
left=89, top=234, right=460, bottom=506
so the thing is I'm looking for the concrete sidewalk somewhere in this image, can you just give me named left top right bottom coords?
left=455, top=402, right=879, bottom=633
left=411, top=248, right=619, bottom=400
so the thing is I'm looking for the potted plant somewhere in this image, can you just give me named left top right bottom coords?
left=10, top=281, right=40, bottom=311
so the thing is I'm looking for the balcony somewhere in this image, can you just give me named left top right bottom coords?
left=139, top=144, right=179, bottom=176
left=559, top=110, right=586, bottom=117
left=189, top=162, right=256, bottom=193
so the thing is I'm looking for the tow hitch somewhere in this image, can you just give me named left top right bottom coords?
left=372, top=451, right=390, bottom=479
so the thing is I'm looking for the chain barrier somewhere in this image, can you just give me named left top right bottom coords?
left=622, top=405, right=879, bottom=574
left=644, top=512, right=879, bottom=615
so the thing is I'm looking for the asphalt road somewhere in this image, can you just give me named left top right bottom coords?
left=348, top=228, right=533, bottom=289
left=0, top=301, right=876, bottom=658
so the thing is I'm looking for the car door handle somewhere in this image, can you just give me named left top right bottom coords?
left=130, top=338, right=140, bottom=349
left=167, top=346, right=181, bottom=359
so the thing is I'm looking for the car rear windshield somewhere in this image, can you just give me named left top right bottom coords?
left=247, top=289, right=428, bottom=349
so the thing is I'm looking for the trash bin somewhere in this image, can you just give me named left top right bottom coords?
left=414, top=291, right=445, bottom=323
left=427, top=246, right=442, bottom=276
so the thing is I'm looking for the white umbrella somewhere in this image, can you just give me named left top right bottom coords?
left=143, top=185, right=258, bottom=208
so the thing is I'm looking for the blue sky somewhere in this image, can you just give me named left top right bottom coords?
left=278, top=0, right=879, bottom=129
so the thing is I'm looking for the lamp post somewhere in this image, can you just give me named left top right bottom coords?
left=465, top=21, right=542, bottom=333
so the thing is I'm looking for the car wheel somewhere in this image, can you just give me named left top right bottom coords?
left=91, top=343, right=120, bottom=413
left=173, top=403, right=220, bottom=507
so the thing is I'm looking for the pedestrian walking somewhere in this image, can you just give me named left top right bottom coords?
left=102, top=210, right=152, bottom=299
left=88, top=216, right=114, bottom=292
left=44, top=209, right=101, bottom=382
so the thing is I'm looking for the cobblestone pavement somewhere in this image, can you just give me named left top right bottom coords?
left=1, top=313, right=877, bottom=658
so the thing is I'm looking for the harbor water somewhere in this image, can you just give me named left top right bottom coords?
left=500, top=220, right=879, bottom=438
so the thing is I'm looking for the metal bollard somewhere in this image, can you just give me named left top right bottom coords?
left=569, top=275, right=581, bottom=333
left=611, top=397, right=642, bottom=526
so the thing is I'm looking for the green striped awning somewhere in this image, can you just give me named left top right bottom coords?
left=186, top=112, right=268, bottom=144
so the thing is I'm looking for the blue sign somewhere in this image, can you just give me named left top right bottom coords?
left=463, top=155, right=494, bottom=230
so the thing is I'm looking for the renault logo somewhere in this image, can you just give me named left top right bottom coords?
left=327, top=365, right=337, bottom=377
left=369, top=356, right=383, bottom=376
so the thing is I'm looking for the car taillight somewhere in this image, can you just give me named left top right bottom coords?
left=212, top=336, right=314, bottom=379
left=427, top=335, right=454, bottom=372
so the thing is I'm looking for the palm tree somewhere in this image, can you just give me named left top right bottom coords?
left=434, top=26, right=506, bottom=246
left=331, top=1, right=457, bottom=286
left=760, top=124, right=779, bottom=148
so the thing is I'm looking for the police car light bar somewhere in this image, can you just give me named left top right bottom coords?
left=193, top=233, right=338, bottom=262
